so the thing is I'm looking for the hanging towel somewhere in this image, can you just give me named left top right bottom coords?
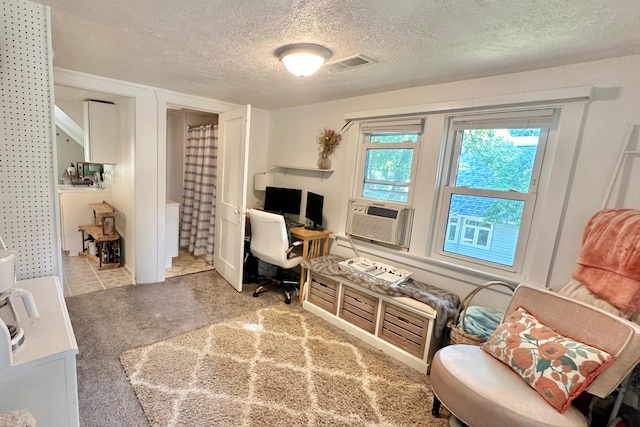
left=572, top=208, right=640, bottom=312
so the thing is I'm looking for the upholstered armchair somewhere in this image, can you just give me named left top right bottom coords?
left=430, top=283, right=640, bottom=427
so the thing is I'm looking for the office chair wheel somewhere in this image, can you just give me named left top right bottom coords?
left=285, top=297, right=291, bottom=304
left=253, top=292, right=259, bottom=297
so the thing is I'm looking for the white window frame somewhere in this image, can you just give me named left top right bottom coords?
left=445, top=216, right=460, bottom=243
left=459, top=217, right=493, bottom=249
left=433, top=109, right=556, bottom=273
left=355, top=118, right=424, bottom=206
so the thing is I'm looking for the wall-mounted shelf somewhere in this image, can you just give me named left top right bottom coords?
left=273, top=164, right=334, bottom=177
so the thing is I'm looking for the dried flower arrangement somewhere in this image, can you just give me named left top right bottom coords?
left=317, top=127, right=343, bottom=156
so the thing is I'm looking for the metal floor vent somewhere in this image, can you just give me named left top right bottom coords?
left=324, top=54, right=374, bottom=73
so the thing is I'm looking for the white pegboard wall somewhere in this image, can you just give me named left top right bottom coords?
left=0, top=0, right=59, bottom=279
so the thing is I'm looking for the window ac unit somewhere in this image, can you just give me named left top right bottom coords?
left=346, top=199, right=413, bottom=248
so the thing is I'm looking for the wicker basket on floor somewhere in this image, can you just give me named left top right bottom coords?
left=448, top=281, right=515, bottom=346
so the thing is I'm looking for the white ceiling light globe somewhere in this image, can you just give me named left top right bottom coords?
left=281, top=52, right=326, bottom=77
left=275, top=44, right=332, bottom=78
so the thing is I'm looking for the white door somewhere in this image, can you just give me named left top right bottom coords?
left=214, top=105, right=251, bottom=292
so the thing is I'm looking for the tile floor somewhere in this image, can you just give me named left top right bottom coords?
left=62, top=254, right=135, bottom=298
left=165, top=247, right=214, bottom=278
left=63, top=247, right=214, bottom=298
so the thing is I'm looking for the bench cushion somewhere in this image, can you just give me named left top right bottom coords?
left=430, top=345, right=587, bottom=427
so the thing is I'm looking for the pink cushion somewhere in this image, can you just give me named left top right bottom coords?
left=480, top=307, right=615, bottom=413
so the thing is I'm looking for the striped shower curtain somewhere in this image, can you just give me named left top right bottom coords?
left=180, top=124, right=218, bottom=263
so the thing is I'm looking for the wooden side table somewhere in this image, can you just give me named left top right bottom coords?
left=289, top=227, right=332, bottom=302
left=78, top=224, right=121, bottom=270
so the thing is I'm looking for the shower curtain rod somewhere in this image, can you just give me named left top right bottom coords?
left=187, top=123, right=217, bottom=129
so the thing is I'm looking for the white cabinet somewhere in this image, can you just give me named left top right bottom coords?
left=59, top=190, right=112, bottom=256
left=0, top=276, right=79, bottom=426
left=165, top=200, right=180, bottom=268
left=83, top=100, right=119, bottom=164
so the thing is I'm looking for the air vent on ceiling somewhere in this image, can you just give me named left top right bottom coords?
left=324, top=54, right=375, bottom=74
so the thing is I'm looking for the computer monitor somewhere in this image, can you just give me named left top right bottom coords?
left=305, top=191, right=324, bottom=230
left=263, top=187, right=302, bottom=216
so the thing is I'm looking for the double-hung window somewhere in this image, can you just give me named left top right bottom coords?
left=357, top=118, right=424, bottom=204
left=435, top=109, right=557, bottom=272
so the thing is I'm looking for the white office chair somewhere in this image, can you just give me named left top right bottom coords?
left=248, top=209, right=303, bottom=304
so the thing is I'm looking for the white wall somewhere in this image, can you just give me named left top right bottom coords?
left=186, top=112, right=218, bottom=127
left=54, top=100, right=84, bottom=182
left=247, top=108, right=271, bottom=211
left=55, top=128, right=84, bottom=181
left=166, top=112, right=186, bottom=205
left=111, top=97, right=135, bottom=275
left=269, top=54, right=640, bottom=305
left=1, top=0, right=60, bottom=280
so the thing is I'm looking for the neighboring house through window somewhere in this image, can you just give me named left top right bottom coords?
left=435, top=109, right=556, bottom=272
left=447, top=215, right=493, bottom=248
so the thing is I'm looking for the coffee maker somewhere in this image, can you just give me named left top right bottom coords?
left=0, top=248, right=39, bottom=353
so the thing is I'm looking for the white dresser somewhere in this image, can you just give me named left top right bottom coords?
left=0, top=276, right=79, bottom=426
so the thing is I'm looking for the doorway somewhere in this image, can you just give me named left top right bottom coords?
left=165, top=107, right=218, bottom=278
left=55, top=84, right=136, bottom=297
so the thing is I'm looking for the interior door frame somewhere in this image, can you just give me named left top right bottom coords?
left=156, top=92, right=240, bottom=283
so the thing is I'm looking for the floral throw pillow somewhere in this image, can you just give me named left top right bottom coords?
left=480, top=307, right=616, bottom=413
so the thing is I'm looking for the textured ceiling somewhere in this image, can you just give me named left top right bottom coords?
left=36, top=0, right=640, bottom=109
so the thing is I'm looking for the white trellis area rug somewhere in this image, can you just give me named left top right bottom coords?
left=120, top=306, right=449, bottom=426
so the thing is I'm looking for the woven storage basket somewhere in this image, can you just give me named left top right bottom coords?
left=448, top=281, right=515, bottom=346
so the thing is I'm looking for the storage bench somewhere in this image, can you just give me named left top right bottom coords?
left=301, top=256, right=460, bottom=373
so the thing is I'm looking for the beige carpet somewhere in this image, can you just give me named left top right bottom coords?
left=120, top=306, right=450, bottom=426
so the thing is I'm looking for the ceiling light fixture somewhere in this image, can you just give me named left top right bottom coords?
left=275, top=43, right=332, bottom=77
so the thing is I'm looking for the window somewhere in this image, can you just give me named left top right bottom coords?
left=435, top=109, right=556, bottom=272
left=460, top=218, right=493, bottom=249
left=358, top=119, right=423, bottom=204
left=445, top=216, right=459, bottom=242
